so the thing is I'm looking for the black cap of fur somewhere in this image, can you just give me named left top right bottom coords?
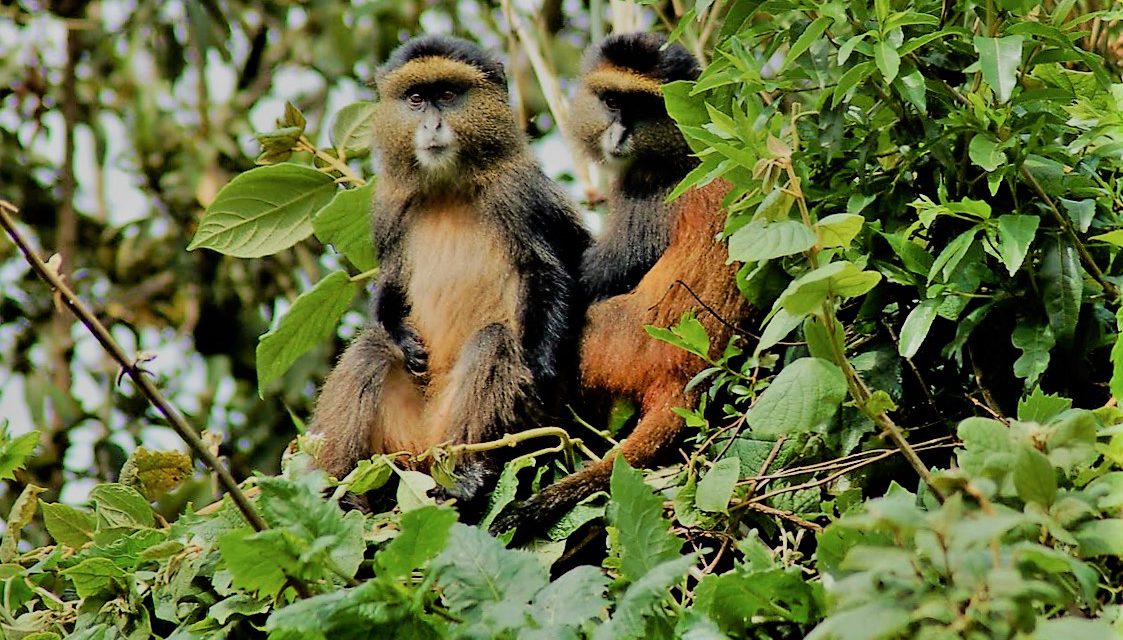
left=588, top=32, right=701, bottom=83
left=380, top=35, right=507, bottom=87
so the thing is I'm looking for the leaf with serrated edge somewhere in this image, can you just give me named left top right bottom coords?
left=609, top=457, right=683, bottom=582
left=747, top=358, right=848, bottom=437
left=330, top=101, right=377, bottom=158
left=728, top=220, right=816, bottom=262
left=313, top=182, right=376, bottom=271
left=376, top=506, right=456, bottom=579
left=90, top=483, right=154, bottom=529
left=188, top=163, right=337, bottom=258
left=41, top=502, right=96, bottom=548
left=256, top=271, right=358, bottom=392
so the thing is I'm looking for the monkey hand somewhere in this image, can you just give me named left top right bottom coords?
left=396, top=325, right=429, bottom=378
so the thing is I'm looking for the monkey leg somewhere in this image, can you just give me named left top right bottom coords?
left=491, top=380, right=688, bottom=536
left=427, top=322, right=533, bottom=508
left=309, top=325, right=423, bottom=479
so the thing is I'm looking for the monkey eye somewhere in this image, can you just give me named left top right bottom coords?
left=437, top=89, right=458, bottom=104
left=406, top=93, right=425, bottom=109
left=603, top=95, right=620, bottom=112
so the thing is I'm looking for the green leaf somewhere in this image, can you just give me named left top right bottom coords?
left=341, top=455, right=394, bottom=494
left=529, top=566, right=610, bottom=633
left=728, top=220, right=817, bottom=262
left=645, top=311, right=710, bottom=359
left=1060, top=198, right=1095, bottom=233
left=41, top=502, right=96, bottom=548
left=802, top=313, right=844, bottom=362
left=927, top=228, right=977, bottom=283
left=1111, top=308, right=1123, bottom=403
left=957, top=417, right=1016, bottom=481
left=593, top=554, right=698, bottom=640
left=217, top=528, right=290, bottom=596
left=695, top=458, right=740, bottom=513
left=1, top=483, right=43, bottom=562
left=752, top=188, right=796, bottom=222
left=837, top=32, right=869, bottom=65
left=1075, top=519, right=1123, bottom=558
left=874, top=40, right=900, bottom=83
left=1034, top=617, right=1118, bottom=640
left=1013, top=446, right=1057, bottom=507
left=994, top=214, right=1039, bottom=276
left=395, top=468, right=437, bottom=511
left=805, top=600, right=910, bottom=640
left=696, top=567, right=822, bottom=632
left=609, top=457, right=683, bottom=582
left=312, top=182, right=377, bottom=272
left=376, top=506, right=456, bottom=579
left=188, top=163, right=337, bottom=258
left=210, top=593, right=270, bottom=625
left=1040, top=238, right=1082, bottom=345
left=756, top=308, right=806, bottom=355
left=968, top=134, right=1006, bottom=172
left=1017, top=387, right=1071, bottom=423
left=256, top=270, right=359, bottom=391
left=90, top=483, right=154, bottom=529
left=431, top=523, right=547, bottom=620
left=783, top=16, right=831, bottom=71
left=1090, top=229, right=1123, bottom=247
left=833, top=61, right=877, bottom=106
left=974, top=35, right=1024, bottom=103
left=330, top=101, right=377, bottom=159
left=1011, top=321, right=1054, bottom=388
left=775, top=261, right=882, bottom=315
left=898, top=298, right=940, bottom=359
left=0, top=430, right=38, bottom=481
left=814, top=214, right=864, bottom=249
left=747, top=358, right=848, bottom=437
left=61, top=557, right=126, bottom=598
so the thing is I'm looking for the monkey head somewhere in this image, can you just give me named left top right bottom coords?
left=571, top=33, right=700, bottom=174
left=373, top=36, right=522, bottom=187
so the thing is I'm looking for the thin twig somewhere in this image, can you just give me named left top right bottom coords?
left=1022, top=166, right=1121, bottom=304
left=744, top=502, right=823, bottom=532
left=0, top=201, right=269, bottom=534
left=744, top=435, right=785, bottom=498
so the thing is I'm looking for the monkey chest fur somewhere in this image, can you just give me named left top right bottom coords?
left=402, top=206, right=522, bottom=377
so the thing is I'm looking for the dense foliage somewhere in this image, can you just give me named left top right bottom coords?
left=2, top=0, right=1123, bottom=638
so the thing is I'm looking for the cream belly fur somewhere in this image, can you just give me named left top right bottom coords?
left=379, top=205, right=522, bottom=452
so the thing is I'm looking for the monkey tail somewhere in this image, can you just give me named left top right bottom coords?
left=491, top=381, right=686, bottom=538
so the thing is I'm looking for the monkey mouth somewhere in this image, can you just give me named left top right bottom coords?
left=416, top=144, right=456, bottom=169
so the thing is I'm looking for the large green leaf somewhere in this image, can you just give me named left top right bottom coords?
left=330, top=101, right=377, bottom=159
left=775, top=261, right=882, bottom=315
left=747, top=358, right=848, bottom=437
left=188, top=163, right=337, bottom=258
left=898, top=298, right=940, bottom=359
left=994, top=214, right=1039, bottom=276
left=608, top=457, right=683, bottom=582
left=255, top=270, right=359, bottom=392
left=974, top=35, right=1024, bottom=103
left=313, top=182, right=377, bottom=272
left=728, top=220, right=816, bottom=262
left=1040, top=238, right=1082, bottom=344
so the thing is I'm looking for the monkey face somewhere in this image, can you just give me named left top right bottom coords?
left=374, top=55, right=521, bottom=185
left=405, top=83, right=465, bottom=174
left=571, top=82, right=688, bottom=169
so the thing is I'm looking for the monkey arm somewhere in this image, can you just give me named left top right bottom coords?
left=370, top=265, right=428, bottom=376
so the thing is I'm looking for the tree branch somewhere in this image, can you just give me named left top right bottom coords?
left=0, top=200, right=268, bottom=535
